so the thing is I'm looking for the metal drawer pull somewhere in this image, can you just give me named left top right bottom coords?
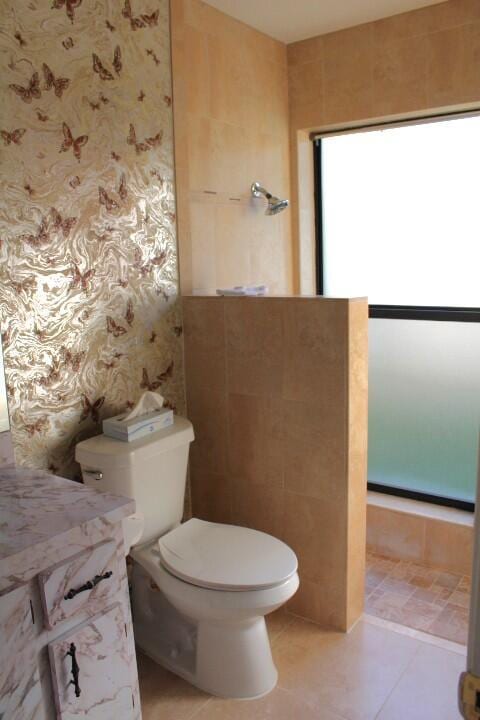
left=64, top=571, right=113, bottom=600
left=66, top=643, right=81, bottom=697
left=83, top=469, right=103, bottom=481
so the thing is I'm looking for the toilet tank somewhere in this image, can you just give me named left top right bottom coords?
left=75, top=416, right=194, bottom=547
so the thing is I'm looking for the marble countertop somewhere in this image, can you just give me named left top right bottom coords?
left=0, top=465, right=134, bottom=590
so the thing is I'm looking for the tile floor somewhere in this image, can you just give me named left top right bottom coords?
left=366, top=552, right=470, bottom=645
left=139, top=609, right=467, bottom=720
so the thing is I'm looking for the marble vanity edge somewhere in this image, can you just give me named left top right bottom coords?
left=0, top=465, right=135, bottom=592
left=0, top=503, right=134, bottom=593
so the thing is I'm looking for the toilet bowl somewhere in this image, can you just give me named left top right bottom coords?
left=131, top=519, right=299, bottom=698
left=75, top=417, right=299, bottom=699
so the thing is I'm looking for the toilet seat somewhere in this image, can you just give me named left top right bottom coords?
left=158, top=518, right=298, bottom=591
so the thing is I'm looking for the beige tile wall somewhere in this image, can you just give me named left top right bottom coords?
left=183, top=295, right=368, bottom=630
left=287, top=0, right=480, bottom=291
left=367, top=504, right=473, bottom=575
left=171, top=0, right=293, bottom=296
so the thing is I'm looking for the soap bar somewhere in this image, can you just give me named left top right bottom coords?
left=103, top=407, right=174, bottom=442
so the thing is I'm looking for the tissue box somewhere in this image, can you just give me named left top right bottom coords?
left=103, top=407, right=174, bottom=442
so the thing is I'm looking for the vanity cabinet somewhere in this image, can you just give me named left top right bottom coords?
left=0, top=463, right=142, bottom=719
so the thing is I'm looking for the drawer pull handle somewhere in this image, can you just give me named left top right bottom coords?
left=66, top=643, right=81, bottom=697
left=64, top=571, right=113, bottom=600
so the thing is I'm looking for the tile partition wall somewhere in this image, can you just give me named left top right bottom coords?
left=170, top=0, right=293, bottom=296
left=183, top=295, right=368, bottom=630
left=286, top=0, right=480, bottom=292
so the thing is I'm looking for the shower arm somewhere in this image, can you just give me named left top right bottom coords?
left=251, top=182, right=272, bottom=199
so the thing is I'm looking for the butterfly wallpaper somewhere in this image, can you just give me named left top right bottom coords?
left=0, top=0, right=185, bottom=479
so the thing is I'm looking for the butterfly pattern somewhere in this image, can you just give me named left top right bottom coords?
left=25, top=417, right=49, bottom=436
left=59, top=122, right=88, bottom=161
left=50, top=207, right=77, bottom=237
left=127, top=123, right=163, bottom=154
left=122, top=0, right=159, bottom=30
left=61, top=346, right=86, bottom=371
left=92, top=46, right=122, bottom=81
left=106, top=316, right=127, bottom=337
left=52, top=0, right=83, bottom=24
left=1, top=128, right=26, bottom=146
left=9, top=72, right=41, bottom=103
left=43, top=64, right=70, bottom=98
left=14, top=32, right=26, bottom=47
left=140, top=361, right=173, bottom=391
left=1, top=0, right=182, bottom=480
left=79, top=394, right=105, bottom=423
left=125, top=299, right=134, bottom=326
left=98, top=172, right=127, bottom=211
left=21, top=217, right=50, bottom=247
left=146, top=48, right=160, bottom=65
left=140, top=368, right=161, bottom=391
left=70, top=263, right=95, bottom=292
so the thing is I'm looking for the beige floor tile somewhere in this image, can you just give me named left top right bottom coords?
left=433, top=571, right=462, bottom=591
left=411, top=585, right=451, bottom=608
left=273, top=618, right=419, bottom=720
left=428, top=603, right=469, bottom=645
left=448, top=590, right=471, bottom=610
left=378, top=576, right=416, bottom=597
left=376, top=643, right=465, bottom=719
left=366, top=552, right=470, bottom=646
left=191, top=686, right=344, bottom=720
left=400, top=597, right=443, bottom=632
left=366, top=568, right=387, bottom=587
left=138, top=651, right=210, bottom=720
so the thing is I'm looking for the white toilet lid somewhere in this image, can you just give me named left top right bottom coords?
left=158, top=518, right=298, bottom=591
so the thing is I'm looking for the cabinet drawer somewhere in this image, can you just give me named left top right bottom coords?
left=38, top=540, right=120, bottom=629
left=48, top=604, right=135, bottom=719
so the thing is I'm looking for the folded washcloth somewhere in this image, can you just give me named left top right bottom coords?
left=216, top=285, right=268, bottom=296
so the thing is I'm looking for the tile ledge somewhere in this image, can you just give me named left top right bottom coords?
left=367, top=490, right=474, bottom=527
left=362, top=613, right=467, bottom=656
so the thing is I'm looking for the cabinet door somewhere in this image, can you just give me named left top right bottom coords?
left=48, top=603, right=135, bottom=719
left=0, top=583, right=45, bottom=719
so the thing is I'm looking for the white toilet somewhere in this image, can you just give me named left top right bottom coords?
left=75, top=416, right=299, bottom=699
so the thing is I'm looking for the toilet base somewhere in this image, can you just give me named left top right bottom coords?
left=131, top=562, right=280, bottom=699
left=136, top=616, right=278, bottom=700
left=197, top=615, right=277, bottom=698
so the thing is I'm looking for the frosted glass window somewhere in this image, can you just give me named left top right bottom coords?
left=369, top=320, right=480, bottom=503
left=322, top=116, right=480, bottom=307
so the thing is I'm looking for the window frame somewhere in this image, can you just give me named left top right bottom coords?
left=313, top=118, right=480, bottom=512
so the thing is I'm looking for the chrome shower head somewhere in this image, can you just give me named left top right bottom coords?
left=251, top=182, right=289, bottom=216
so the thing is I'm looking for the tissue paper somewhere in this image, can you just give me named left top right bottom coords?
left=103, top=391, right=174, bottom=442
left=124, top=391, right=165, bottom=419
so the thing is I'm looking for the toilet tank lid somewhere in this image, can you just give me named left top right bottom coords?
left=75, top=415, right=194, bottom=469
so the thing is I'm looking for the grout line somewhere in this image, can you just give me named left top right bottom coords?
left=373, top=640, right=423, bottom=720
left=270, top=613, right=294, bottom=647
left=187, top=696, right=213, bottom=720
